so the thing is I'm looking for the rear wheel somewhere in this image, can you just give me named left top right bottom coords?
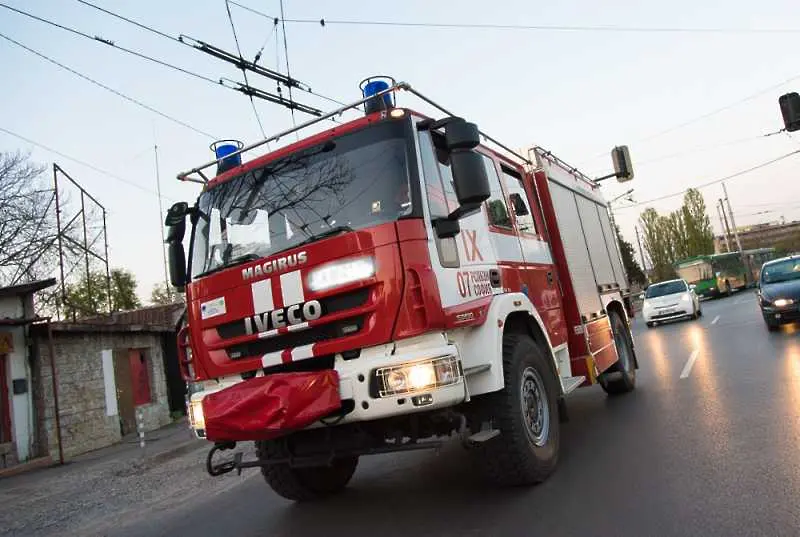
left=255, top=440, right=358, bottom=502
left=473, top=332, right=560, bottom=486
left=646, top=321, right=654, bottom=328
left=599, top=311, right=636, bottom=395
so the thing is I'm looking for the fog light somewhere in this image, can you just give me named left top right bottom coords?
left=188, top=399, right=205, bottom=430
left=376, top=355, right=461, bottom=397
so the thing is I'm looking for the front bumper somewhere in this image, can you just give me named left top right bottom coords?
left=188, top=333, right=467, bottom=439
left=643, top=308, right=691, bottom=323
left=761, top=304, right=800, bottom=324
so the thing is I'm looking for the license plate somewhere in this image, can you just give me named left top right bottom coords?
left=661, top=308, right=676, bottom=314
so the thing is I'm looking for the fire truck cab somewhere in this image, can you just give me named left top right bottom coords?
left=167, top=80, right=637, bottom=502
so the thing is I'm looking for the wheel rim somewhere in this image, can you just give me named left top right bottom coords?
left=520, top=367, right=549, bottom=447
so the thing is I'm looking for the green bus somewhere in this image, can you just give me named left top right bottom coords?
left=674, top=249, right=777, bottom=298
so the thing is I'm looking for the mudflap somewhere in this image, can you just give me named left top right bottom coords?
left=203, top=370, right=341, bottom=443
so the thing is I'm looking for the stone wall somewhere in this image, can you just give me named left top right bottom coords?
left=37, top=330, right=171, bottom=460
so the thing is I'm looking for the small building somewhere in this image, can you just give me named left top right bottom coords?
left=715, top=220, right=800, bottom=254
left=0, top=278, right=56, bottom=469
left=33, top=304, right=186, bottom=460
left=2, top=281, right=186, bottom=471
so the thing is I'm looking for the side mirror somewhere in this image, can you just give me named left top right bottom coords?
left=779, top=92, right=800, bottom=132
left=165, top=202, right=189, bottom=287
left=689, top=284, right=696, bottom=291
left=612, top=145, right=634, bottom=182
left=446, top=119, right=490, bottom=211
left=638, top=293, right=645, bottom=300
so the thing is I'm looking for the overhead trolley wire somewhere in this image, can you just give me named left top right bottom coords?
left=0, top=32, right=217, bottom=139
left=224, top=0, right=267, bottom=138
left=615, top=150, right=800, bottom=210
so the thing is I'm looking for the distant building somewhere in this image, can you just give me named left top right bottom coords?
left=715, top=220, right=800, bottom=254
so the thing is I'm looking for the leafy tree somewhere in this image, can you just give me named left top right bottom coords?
left=614, top=224, right=646, bottom=286
left=681, top=188, right=714, bottom=256
left=150, top=282, right=184, bottom=305
left=639, top=189, right=715, bottom=282
left=58, top=268, right=141, bottom=319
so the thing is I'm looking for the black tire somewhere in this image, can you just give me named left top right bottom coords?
left=697, top=308, right=703, bottom=317
left=646, top=322, right=654, bottom=328
left=255, top=440, right=358, bottom=502
left=765, top=318, right=780, bottom=332
left=599, top=312, right=636, bottom=395
left=473, top=332, right=560, bottom=486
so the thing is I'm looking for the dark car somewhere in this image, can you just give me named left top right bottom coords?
left=758, top=255, right=800, bottom=331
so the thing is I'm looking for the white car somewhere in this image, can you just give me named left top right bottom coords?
left=641, top=278, right=701, bottom=328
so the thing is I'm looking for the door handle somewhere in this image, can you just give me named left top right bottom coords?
left=546, top=271, right=554, bottom=286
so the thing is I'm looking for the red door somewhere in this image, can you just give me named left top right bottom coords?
left=0, top=354, right=11, bottom=445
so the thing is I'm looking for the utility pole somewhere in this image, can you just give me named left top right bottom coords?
left=154, top=144, right=170, bottom=299
left=635, top=225, right=647, bottom=273
left=716, top=200, right=731, bottom=253
left=722, top=181, right=750, bottom=284
left=718, top=199, right=733, bottom=253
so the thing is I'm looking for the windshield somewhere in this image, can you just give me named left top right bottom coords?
left=645, top=280, right=687, bottom=298
left=190, top=120, right=412, bottom=279
left=676, top=261, right=712, bottom=284
left=761, top=259, right=800, bottom=284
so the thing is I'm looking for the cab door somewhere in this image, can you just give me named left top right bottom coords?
left=497, top=162, right=567, bottom=347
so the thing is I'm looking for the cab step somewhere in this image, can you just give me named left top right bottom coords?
left=560, top=375, right=585, bottom=395
left=467, top=429, right=501, bottom=443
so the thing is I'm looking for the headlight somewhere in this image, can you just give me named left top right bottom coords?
left=773, top=298, right=794, bottom=307
left=376, top=355, right=461, bottom=398
left=681, top=293, right=692, bottom=302
left=307, top=256, right=375, bottom=292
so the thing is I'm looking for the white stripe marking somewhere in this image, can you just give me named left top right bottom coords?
left=291, top=344, right=315, bottom=361
left=287, top=321, right=310, bottom=332
left=711, top=315, right=720, bottom=325
left=680, top=349, right=700, bottom=379
left=281, top=270, right=304, bottom=307
left=257, top=329, right=279, bottom=339
left=261, top=351, right=282, bottom=368
left=251, top=278, right=274, bottom=314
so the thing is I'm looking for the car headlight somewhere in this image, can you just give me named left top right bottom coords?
left=773, top=298, right=794, bottom=307
left=307, top=256, right=375, bottom=292
left=681, top=293, right=693, bottom=302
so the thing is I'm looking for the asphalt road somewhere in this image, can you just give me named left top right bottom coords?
left=115, top=290, right=800, bottom=537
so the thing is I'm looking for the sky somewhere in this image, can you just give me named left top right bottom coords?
left=2, top=0, right=800, bottom=300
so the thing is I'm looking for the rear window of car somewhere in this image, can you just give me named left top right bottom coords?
left=645, top=281, right=687, bottom=298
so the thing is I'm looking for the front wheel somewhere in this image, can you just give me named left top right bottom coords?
left=256, top=441, right=358, bottom=502
left=599, top=311, right=636, bottom=395
left=473, top=332, right=560, bottom=486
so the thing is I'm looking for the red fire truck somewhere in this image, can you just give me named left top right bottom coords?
left=166, top=79, right=637, bottom=501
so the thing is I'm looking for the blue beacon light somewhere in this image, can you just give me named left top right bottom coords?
left=210, top=140, right=244, bottom=176
left=360, top=76, right=396, bottom=115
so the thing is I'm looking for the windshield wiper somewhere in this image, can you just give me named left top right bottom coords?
left=292, top=225, right=354, bottom=250
left=195, top=253, right=262, bottom=279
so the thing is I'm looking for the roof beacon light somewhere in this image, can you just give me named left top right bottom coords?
left=360, top=76, right=396, bottom=115
left=211, top=140, right=244, bottom=176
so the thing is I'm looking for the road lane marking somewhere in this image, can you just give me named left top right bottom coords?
left=711, top=315, right=720, bottom=325
left=680, top=349, right=700, bottom=379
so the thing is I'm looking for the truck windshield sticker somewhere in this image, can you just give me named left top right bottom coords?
left=200, top=297, right=226, bottom=320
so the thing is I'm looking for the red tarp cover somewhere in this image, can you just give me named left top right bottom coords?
left=203, top=370, right=341, bottom=442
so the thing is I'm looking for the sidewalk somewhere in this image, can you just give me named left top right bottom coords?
left=0, top=419, right=228, bottom=537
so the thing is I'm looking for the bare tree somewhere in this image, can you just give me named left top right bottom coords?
left=0, top=152, right=56, bottom=286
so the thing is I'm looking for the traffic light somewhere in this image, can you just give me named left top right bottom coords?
left=779, top=92, right=800, bottom=132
